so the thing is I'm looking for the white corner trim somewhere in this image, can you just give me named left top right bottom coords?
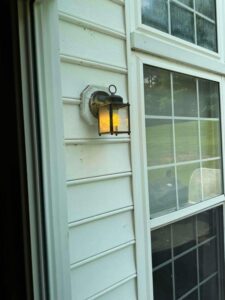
left=33, top=1, right=71, bottom=299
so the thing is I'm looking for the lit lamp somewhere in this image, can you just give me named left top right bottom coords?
left=80, top=85, right=130, bottom=136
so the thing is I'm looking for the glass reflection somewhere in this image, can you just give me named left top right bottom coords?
left=196, top=0, right=216, bottom=20
left=175, top=120, right=199, bottom=162
left=199, top=79, right=220, bottom=118
left=151, top=226, right=171, bottom=267
left=200, top=276, right=219, bottom=300
left=202, top=160, right=222, bottom=200
left=146, top=119, right=174, bottom=166
left=171, top=3, right=194, bottom=43
left=179, top=0, right=193, bottom=8
left=200, top=121, right=221, bottom=159
left=184, top=290, right=198, bottom=300
left=173, top=216, right=196, bottom=255
left=177, top=163, right=201, bottom=207
left=153, top=264, right=173, bottom=300
left=197, top=16, right=217, bottom=52
left=144, top=65, right=171, bottom=116
left=149, top=167, right=177, bottom=216
left=199, top=239, right=217, bottom=281
left=142, top=0, right=168, bottom=33
left=175, top=250, right=197, bottom=298
left=173, top=73, right=197, bottom=117
left=197, top=209, right=216, bottom=243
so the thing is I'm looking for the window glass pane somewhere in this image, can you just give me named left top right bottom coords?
left=144, top=65, right=222, bottom=217
left=175, top=250, right=197, bottom=298
left=151, top=207, right=224, bottom=300
left=199, top=79, right=220, bottom=118
left=144, top=65, right=171, bottom=116
left=148, top=167, right=177, bottom=216
left=200, top=276, right=219, bottom=300
left=173, top=216, right=196, bottom=255
left=199, top=239, right=217, bottom=281
left=184, top=290, right=198, bottom=300
left=180, top=163, right=202, bottom=206
left=196, top=0, right=216, bottom=20
left=202, top=159, right=222, bottom=200
left=175, top=120, right=199, bottom=162
left=141, top=0, right=218, bottom=52
left=171, top=3, right=194, bottom=43
left=146, top=119, right=174, bottom=166
left=173, top=73, right=197, bottom=117
left=200, top=120, right=221, bottom=159
left=151, top=226, right=171, bottom=267
left=153, top=264, right=173, bottom=300
left=197, top=16, right=217, bottom=52
left=197, top=209, right=216, bottom=243
left=142, top=0, right=168, bottom=33
left=178, top=0, right=193, bottom=8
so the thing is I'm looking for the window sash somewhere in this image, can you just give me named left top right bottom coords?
left=130, top=0, right=224, bottom=62
left=129, top=52, right=225, bottom=300
left=131, top=53, right=225, bottom=230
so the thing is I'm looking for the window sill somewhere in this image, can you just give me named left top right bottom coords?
left=131, top=31, right=225, bottom=75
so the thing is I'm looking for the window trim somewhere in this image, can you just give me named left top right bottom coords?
left=32, top=1, right=72, bottom=299
left=129, top=52, right=225, bottom=299
left=135, top=53, right=225, bottom=226
left=130, top=0, right=224, bottom=62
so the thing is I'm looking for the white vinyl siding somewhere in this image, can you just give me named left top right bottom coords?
left=58, top=0, right=137, bottom=299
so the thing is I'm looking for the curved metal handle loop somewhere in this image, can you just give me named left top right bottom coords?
left=109, top=84, right=117, bottom=95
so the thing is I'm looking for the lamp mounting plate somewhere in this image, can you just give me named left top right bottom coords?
left=80, top=85, right=109, bottom=126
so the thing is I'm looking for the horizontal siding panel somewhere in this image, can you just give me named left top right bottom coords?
left=71, top=245, right=136, bottom=300
left=69, top=211, right=134, bottom=263
left=97, top=279, right=137, bottom=300
left=59, top=21, right=126, bottom=69
left=63, top=103, right=99, bottom=139
left=65, top=143, right=131, bottom=180
left=67, top=176, right=132, bottom=222
left=60, top=62, right=128, bottom=100
left=58, top=0, right=125, bottom=34
left=63, top=103, right=128, bottom=139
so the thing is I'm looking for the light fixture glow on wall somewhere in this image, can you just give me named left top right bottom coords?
left=80, top=85, right=130, bottom=136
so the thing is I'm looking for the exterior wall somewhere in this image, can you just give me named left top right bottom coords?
left=57, top=0, right=137, bottom=299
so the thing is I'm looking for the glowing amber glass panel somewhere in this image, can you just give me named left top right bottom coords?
left=98, top=105, right=110, bottom=134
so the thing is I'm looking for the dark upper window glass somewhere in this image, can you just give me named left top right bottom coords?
left=142, top=0, right=218, bottom=52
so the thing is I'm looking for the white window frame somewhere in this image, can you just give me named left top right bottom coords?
left=129, top=52, right=225, bottom=299
left=129, top=0, right=225, bottom=62
left=126, top=1, right=225, bottom=299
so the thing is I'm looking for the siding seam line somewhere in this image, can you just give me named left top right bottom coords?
left=87, top=274, right=137, bottom=300
left=70, top=240, right=135, bottom=269
left=60, top=54, right=128, bottom=74
left=58, top=11, right=126, bottom=40
left=63, top=97, right=80, bottom=105
left=64, top=138, right=130, bottom=145
left=68, top=205, right=134, bottom=228
left=66, top=171, right=132, bottom=186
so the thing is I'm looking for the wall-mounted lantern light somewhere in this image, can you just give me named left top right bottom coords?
left=80, top=85, right=130, bottom=136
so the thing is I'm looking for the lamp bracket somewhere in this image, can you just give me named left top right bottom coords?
left=80, top=85, right=109, bottom=126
